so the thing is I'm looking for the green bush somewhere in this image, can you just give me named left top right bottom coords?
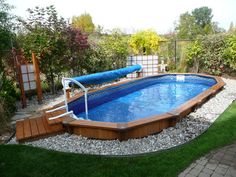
left=0, top=74, right=18, bottom=134
left=0, top=77, right=17, bottom=116
left=186, top=34, right=226, bottom=75
left=186, top=41, right=203, bottom=67
left=129, top=29, right=163, bottom=55
left=41, top=80, right=50, bottom=93
left=224, top=33, right=236, bottom=71
left=84, top=29, right=129, bottom=74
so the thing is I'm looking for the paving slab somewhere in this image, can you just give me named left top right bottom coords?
left=178, top=142, right=236, bottom=177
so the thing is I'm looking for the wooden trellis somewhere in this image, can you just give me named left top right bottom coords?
left=13, top=49, right=42, bottom=108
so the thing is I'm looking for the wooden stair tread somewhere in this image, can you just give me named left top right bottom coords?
left=62, top=116, right=76, bottom=124
left=45, top=109, right=67, bottom=125
left=16, top=115, right=65, bottom=142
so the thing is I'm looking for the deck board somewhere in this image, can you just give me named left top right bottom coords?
left=29, top=118, right=39, bottom=137
left=36, top=117, right=47, bottom=135
left=23, top=119, right=31, bottom=139
left=45, top=109, right=67, bottom=125
left=46, top=112, right=55, bottom=124
left=16, top=121, right=24, bottom=140
left=42, top=115, right=52, bottom=133
left=16, top=115, right=65, bottom=142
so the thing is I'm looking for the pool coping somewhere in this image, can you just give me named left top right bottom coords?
left=61, top=73, right=225, bottom=140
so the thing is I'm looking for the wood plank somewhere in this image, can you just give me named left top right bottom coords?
left=46, top=112, right=56, bottom=124
left=45, top=109, right=67, bottom=125
left=29, top=118, right=39, bottom=137
left=43, top=114, right=63, bottom=133
left=35, top=117, right=47, bottom=135
left=16, top=121, right=24, bottom=140
left=50, top=123, right=64, bottom=133
left=53, top=117, right=63, bottom=124
left=42, top=115, right=52, bottom=133
left=23, top=119, right=32, bottom=139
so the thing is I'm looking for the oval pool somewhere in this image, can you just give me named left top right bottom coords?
left=66, top=74, right=224, bottom=140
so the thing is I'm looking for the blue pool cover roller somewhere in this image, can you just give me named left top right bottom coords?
left=71, top=64, right=142, bottom=85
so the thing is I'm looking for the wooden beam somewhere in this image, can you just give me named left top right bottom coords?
left=32, top=52, right=43, bottom=104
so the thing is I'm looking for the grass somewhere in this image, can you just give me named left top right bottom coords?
left=1, top=101, right=236, bottom=177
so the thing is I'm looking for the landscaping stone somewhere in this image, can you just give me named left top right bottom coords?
left=8, top=78, right=236, bottom=156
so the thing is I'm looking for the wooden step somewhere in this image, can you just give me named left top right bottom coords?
left=16, top=115, right=65, bottom=142
left=45, top=109, right=67, bottom=125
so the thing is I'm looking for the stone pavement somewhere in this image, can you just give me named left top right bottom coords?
left=179, top=143, right=236, bottom=177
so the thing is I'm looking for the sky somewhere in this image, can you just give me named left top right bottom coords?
left=8, top=0, right=236, bottom=34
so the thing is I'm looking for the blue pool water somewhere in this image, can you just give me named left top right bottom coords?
left=69, top=75, right=216, bottom=123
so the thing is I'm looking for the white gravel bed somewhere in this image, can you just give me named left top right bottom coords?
left=8, top=78, right=236, bottom=155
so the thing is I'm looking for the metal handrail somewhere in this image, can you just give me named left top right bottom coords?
left=45, top=105, right=66, bottom=113
left=49, top=111, right=73, bottom=120
left=62, top=77, right=88, bottom=119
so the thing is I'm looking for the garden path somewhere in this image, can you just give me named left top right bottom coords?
left=179, top=143, right=236, bottom=177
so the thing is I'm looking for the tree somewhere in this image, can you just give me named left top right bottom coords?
left=0, top=0, right=17, bottom=131
left=212, top=22, right=225, bottom=34
left=176, top=6, right=217, bottom=39
left=192, top=7, right=213, bottom=29
left=71, top=13, right=95, bottom=34
left=192, top=6, right=214, bottom=35
left=99, top=29, right=129, bottom=69
left=65, top=27, right=89, bottom=75
left=18, top=5, right=68, bottom=94
left=84, top=29, right=129, bottom=73
left=228, top=22, right=235, bottom=33
left=129, top=29, right=163, bottom=55
left=176, top=12, right=199, bottom=39
left=0, top=0, right=14, bottom=54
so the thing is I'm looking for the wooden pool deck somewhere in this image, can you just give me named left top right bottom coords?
left=16, top=109, right=68, bottom=142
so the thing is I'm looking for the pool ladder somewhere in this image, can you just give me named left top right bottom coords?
left=46, top=77, right=89, bottom=120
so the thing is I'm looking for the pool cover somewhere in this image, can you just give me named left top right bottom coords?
left=71, top=64, right=142, bottom=85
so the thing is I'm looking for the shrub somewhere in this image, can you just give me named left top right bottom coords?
left=85, top=29, right=129, bottom=73
left=0, top=74, right=17, bottom=134
left=186, top=34, right=226, bottom=75
left=129, top=29, right=163, bottom=55
left=186, top=41, right=203, bottom=67
left=224, top=34, right=236, bottom=71
left=0, top=77, right=17, bottom=116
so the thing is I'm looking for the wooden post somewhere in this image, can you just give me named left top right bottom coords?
left=17, top=64, right=27, bottom=108
left=32, top=53, right=43, bottom=104
left=137, top=72, right=142, bottom=78
left=66, top=89, right=71, bottom=99
left=174, top=40, right=177, bottom=67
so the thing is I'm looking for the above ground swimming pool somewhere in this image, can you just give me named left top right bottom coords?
left=69, top=74, right=216, bottom=122
left=66, top=74, right=225, bottom=140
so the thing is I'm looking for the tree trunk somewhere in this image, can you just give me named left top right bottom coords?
left=49, top=67, right=56, bottom=94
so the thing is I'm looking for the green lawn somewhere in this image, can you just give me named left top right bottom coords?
left=1, top=101, right=236, bottom=177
